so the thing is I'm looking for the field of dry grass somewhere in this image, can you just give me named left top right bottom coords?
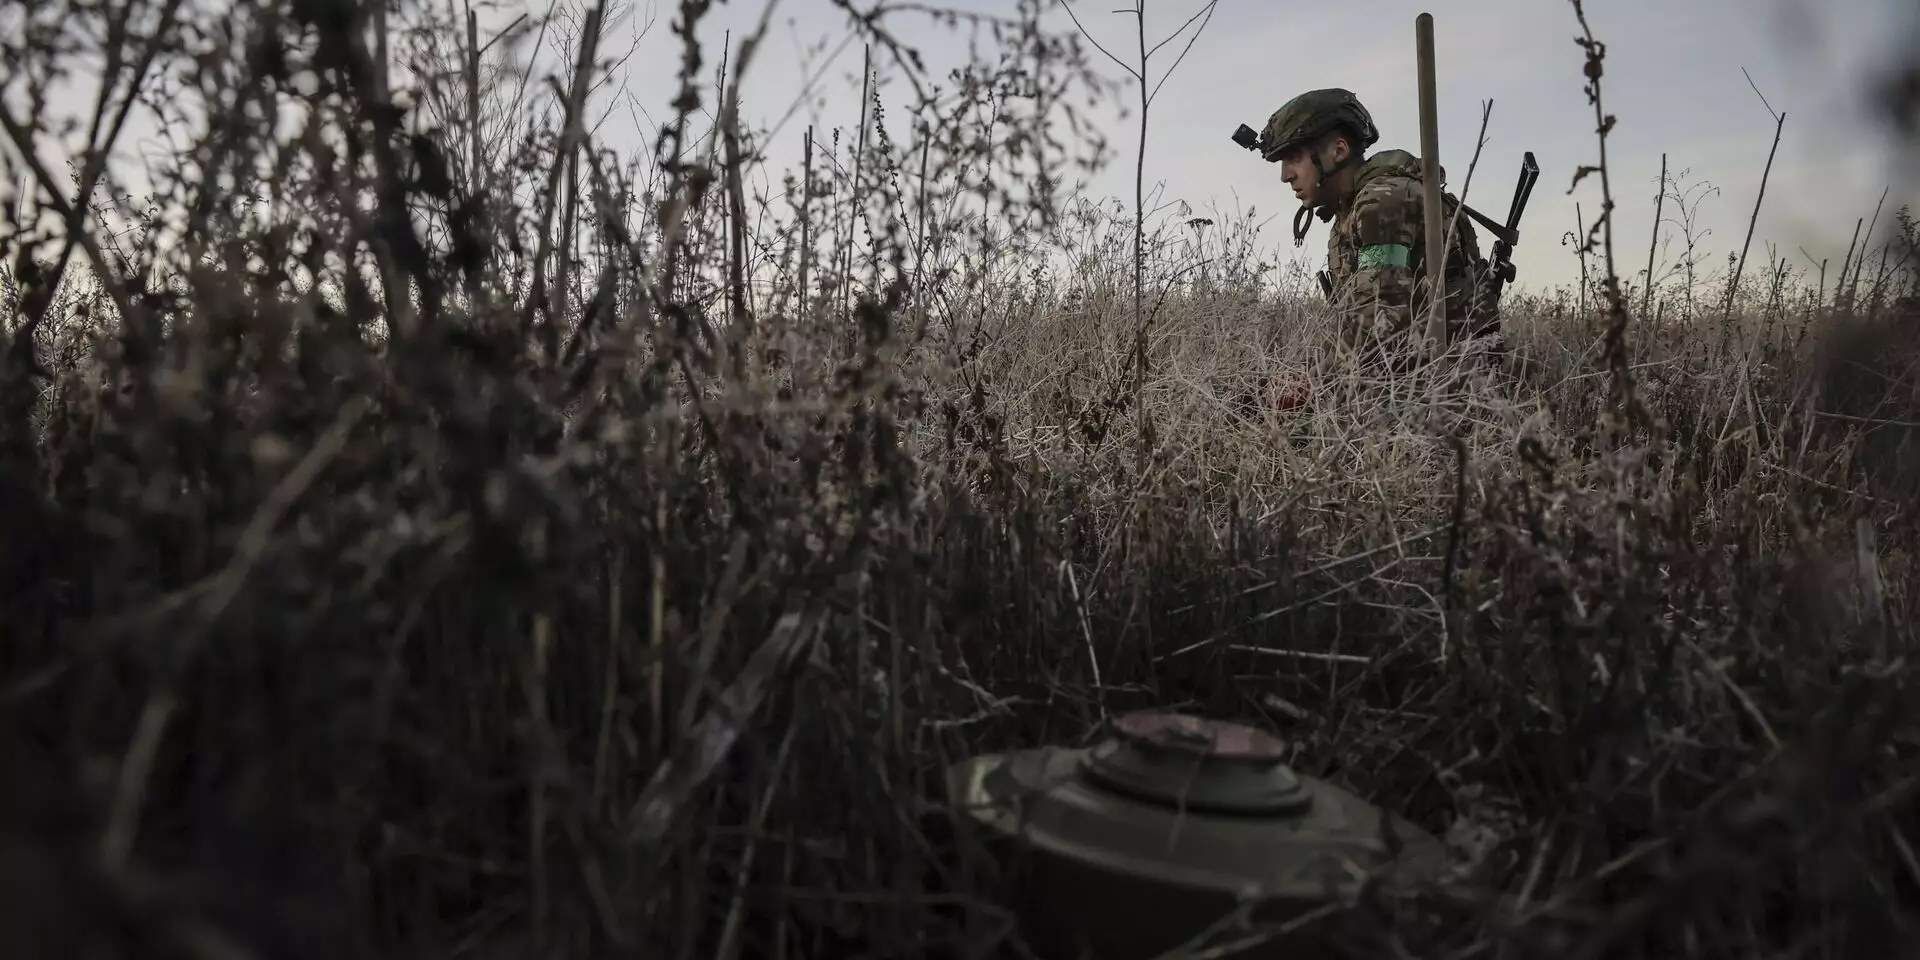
left=2, top=0, right=1918, bottom=957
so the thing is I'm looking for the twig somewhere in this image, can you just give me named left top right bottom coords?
left=1643, top=152, right=1666, bottom=319
left=1061, top=559, right=1106, bottom=716
left=1721, top=68, right=1785, bottom=328
left=626, top=609, right=824, bottom=846
left=1229, top=646, right=1372, bottom=666
left=715, top=721, right=800, bottom=960
left=1856, top=517, right=1888, bottom=662
left=1168, top=524, right=1445, bottom=614
left=1847, top=186, right=1891, bottom=309
left=1059, top=0, right=1220, bottom=469
left=1160, top=554, right=1413, bottom=659
left=1439, top=433, right=1468, bottom=665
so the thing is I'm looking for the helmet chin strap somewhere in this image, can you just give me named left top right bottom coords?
left=1291, top=148, right=1363, bottom=246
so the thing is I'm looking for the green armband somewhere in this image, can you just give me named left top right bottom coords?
left=1357, top=243, right=1411, bottom=268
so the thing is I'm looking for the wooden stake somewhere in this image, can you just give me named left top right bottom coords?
left=1416, top=13, right=1447, bottom=359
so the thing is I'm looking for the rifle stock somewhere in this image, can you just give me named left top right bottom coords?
left=1470, top=151, right=1539, bottom=301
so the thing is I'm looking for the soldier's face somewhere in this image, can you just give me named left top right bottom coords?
left=1280, top=137, right=1349, bottom=206
left=1279, top=150, right=1320, bottom=205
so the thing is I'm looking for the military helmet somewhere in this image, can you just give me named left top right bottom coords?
left=1258, top=88, right=1379, bottom=162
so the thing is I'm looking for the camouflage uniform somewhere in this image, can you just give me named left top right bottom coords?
left=1255, top=90, right=1502, bottom=371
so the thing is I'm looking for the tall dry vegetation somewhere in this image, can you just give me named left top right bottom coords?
left=1, top=0, right=1917, bottom=956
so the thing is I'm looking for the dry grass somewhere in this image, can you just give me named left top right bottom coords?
left=1, top=0, right=1918, bottom=957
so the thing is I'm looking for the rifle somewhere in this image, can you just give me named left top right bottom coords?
left=1458, top=151, right=1540, bottom=301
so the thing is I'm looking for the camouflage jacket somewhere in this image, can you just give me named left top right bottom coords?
left=1322, top=149, right=1500, bottom=365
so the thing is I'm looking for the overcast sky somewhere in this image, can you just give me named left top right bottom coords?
left=18, top=0, right=1920, bottom=298
left=551, top=0, right=1920, bottom=296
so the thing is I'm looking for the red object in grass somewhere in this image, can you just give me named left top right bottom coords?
left=1272, top=376, right=1311, bottom=411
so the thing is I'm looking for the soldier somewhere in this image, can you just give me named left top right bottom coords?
left=1254, top=88, right=1504, bottom=372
